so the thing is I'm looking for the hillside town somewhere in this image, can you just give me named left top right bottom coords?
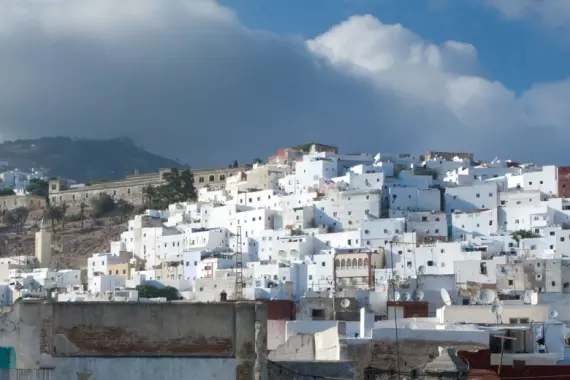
left=3, top=143, right=570, bottom=379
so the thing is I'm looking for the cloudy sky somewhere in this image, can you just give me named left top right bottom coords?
left=0, top=0, right=569, bottom=166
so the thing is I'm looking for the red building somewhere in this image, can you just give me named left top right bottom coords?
left=559, top=166, right=570, bottom=198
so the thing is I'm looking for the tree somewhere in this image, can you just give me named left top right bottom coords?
left=232, top=160, right=239, bottom=168
left=252, top=158, right=263, bottom=165
left=136, top=283, right=180, bottom=301
left=511, top=229, right=540, bottom=247
left=25, top=179, right=49, bottom=197
left=4, top=207, right=29, bottom=234
left=43, top=204, right=63, bottom=233
left=59, top=202, right=69, bottom=227
left=0, top=188, right=15, bottom=196
left=116, top=199, right=135, bottom=223
left=90, top=193, right=115, bottom=218
left=79, top=200, right=87, bottom=230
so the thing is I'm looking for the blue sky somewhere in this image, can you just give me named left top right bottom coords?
left=219, top=0, right=570, bottom=94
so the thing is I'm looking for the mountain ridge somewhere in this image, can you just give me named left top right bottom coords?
left=0, top=137, right=187, bottom=182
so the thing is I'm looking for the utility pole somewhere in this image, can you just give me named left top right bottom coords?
left=234, top=225, right=244, bottom=300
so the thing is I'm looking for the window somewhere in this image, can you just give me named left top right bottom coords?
left=435, top=229, right=439, bottom=233
left=209, top=175, right=215, bottom=181
left=550, top=231, right=555, bottom=236
left=489, top=193, right=493, bottom=197
left=421, top=216, right=427, bottom=222
left=476, top=193, right=480, bottom=198
left=552, top=281, right=556, bottom=286
left=321, top=262, right=326, bottom=267
left=480, top=262, right=487, bottom=275
left=528, top=182, right=533, bottom=186
left=220, top=174, right=225, bottom=181
left=508, top=280, right=514, bottom=286
left=427, top=261, right=434, bottom=266
left=540, top=181, right=543, bottom=185
left=562, top=237, right=565, bottom=242
left=311, top=309, right=325, bottom=320
left=489, top=220, right=493, bottom=226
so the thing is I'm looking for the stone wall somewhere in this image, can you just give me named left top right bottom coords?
left=0, top=195, right=46, bottom=211
left=49, top=165, right=251, bottom=206
left=0, top=300, right=268, bottom=380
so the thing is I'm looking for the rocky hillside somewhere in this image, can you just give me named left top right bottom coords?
left=0, top=136, right=187, bottom=182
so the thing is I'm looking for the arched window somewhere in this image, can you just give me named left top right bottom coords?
left=352, top=258, right=357, bottom=268
left=335, top=259, right=340, bottom=268
left=364, top=258, right=368, bottom=267
left=346, top=259, right=351, bottom=268
left=341, top=259, right=346, bottom=269
left=358, top=258, right=363, bottom=269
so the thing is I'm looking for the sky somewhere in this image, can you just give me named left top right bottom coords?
left=0, top=0, right=569, bottom=166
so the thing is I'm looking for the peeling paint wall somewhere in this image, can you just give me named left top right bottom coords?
left=0, top=301, right=267, bottom=380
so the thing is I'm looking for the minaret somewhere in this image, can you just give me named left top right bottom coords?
left=35, top=218, right=52, bottom=267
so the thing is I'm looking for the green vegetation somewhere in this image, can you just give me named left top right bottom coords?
left=90, top=193, right=115, bottom=218
left=143, top=168, right=197, bottom=210
left=26, top=179, right=49, bottom=197
left=292, top=143, right=315, bottom=152
left=511, top=229, right=540, bottom=247
left=116, top=199, right=135, bottom=222
left=43, top=204, right=65, bottom=233
left=252, top=157, right=264, bottom=165
left=0, top=188, right=15, bottom=196
left=136, top=283, right=180, bottom=301
left=0, top=137, right=187, bottom=182
left=3, top=207, right=29, bottom=234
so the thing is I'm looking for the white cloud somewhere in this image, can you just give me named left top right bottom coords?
left=0, top=0, right=567, bottom=165
left=484, top=0, right=570, bottom=28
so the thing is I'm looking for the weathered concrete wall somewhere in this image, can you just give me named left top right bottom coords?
left=47, top=302, right=236, bottom=356
left=267, top=361, right=356, bottom=380
left=314, top=326, right=340, bottom=361
left=347, top=339, right=486, bottom=380
left=268, top=334, right=315, bottom=362
left=1, top=300, right=267, bottom=380
left=52, top=358, right=236, bottom=380
left=267, top=320, right=287, bottom=351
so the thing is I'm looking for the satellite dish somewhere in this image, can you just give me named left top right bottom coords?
left=565, top=334, right=570, bottom=347
left=412, top=289, right=424, bottom=301
left=550, top=310, right=559, bottom=319
left=480, top=289, right=496, bottom=305
left=401, top=292, right=411, bottom=301
left=440, top=288, right=452, bottom=306
left=388, top=291, right=401, bottom=302
left=340, top=298, right=351, bottom=309
left=418, top=266, right=426, bottom=275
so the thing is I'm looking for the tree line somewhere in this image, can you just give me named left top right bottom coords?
left=1, top=168, right=197, bottom=234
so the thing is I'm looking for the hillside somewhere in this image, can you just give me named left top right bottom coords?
left=0, top=137, right=187, bottom=182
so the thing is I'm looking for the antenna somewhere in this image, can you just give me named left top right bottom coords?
left=234, top=225, right=244, bottom=300
left=412, top=289, right=424, bottom=301
left=480, top=289, right=496, bottom=305
left=401, top=292, right=411, bottom=301
left=440, top=288, right=452, bottom=306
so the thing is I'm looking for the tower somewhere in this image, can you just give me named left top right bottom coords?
left=234, top=225, right=244, bottom=300
left=35, top=219, right=52, bottom=267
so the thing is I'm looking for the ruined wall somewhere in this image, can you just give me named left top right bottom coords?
left=48, top=302, right=236, bottom=357
left=347, top=339, right=486, bottom=380
left=1, top=301, right=267, bottom=380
